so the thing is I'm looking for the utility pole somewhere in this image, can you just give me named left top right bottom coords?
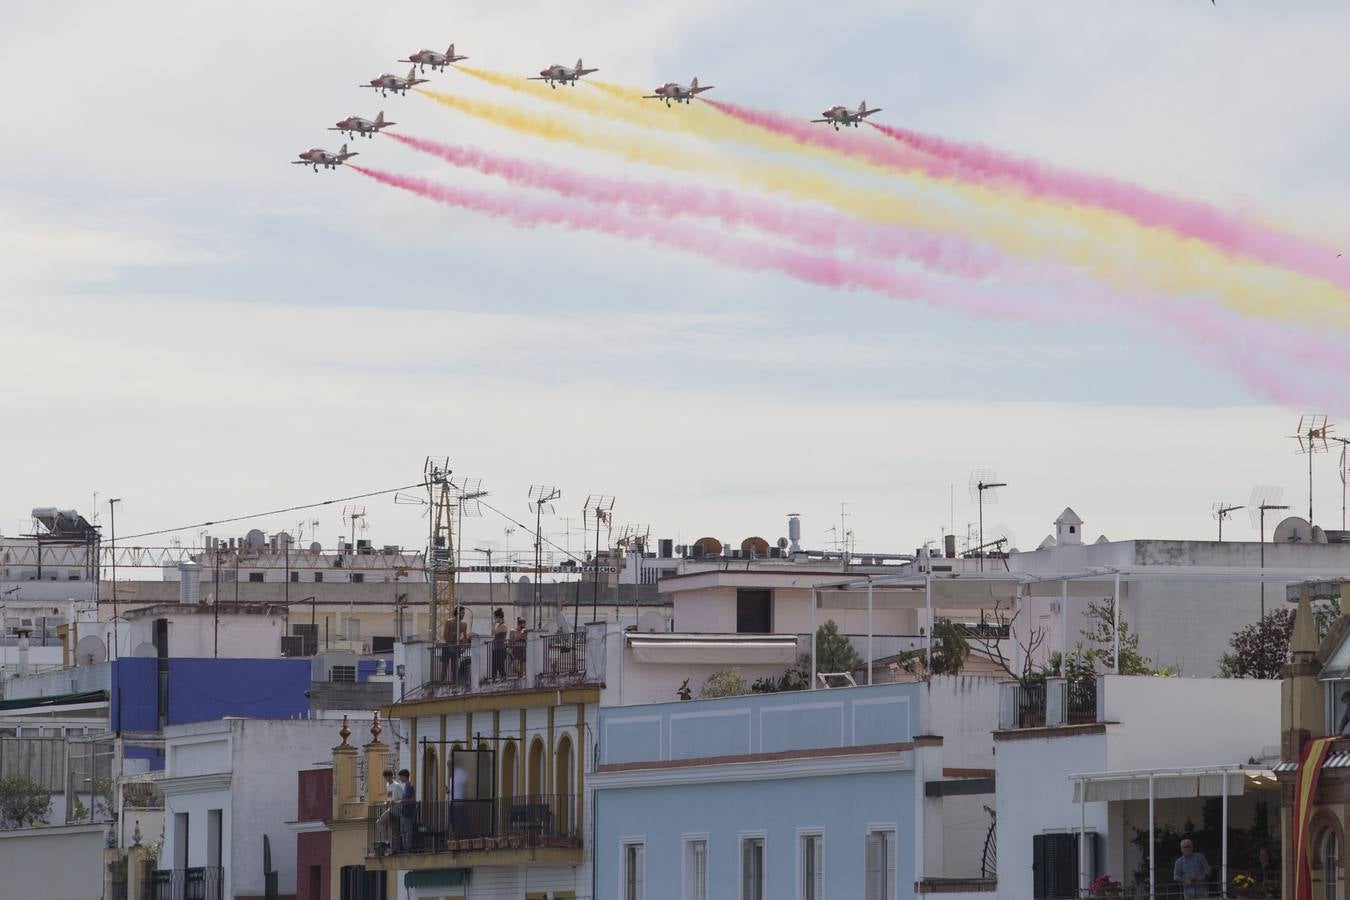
left=1258, top=502, right=1290, bottom=618
left=108, top=499, right=121, bottom=660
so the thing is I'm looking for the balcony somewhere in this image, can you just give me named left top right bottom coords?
left=367, top=794, right=580, bottom=860
left=144, top=867, right=223, bottom=900
left=998, top=677, right=1101, bottom=730
left=413, top=626, right=603, bottom=699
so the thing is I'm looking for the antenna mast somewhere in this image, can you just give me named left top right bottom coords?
left=1292, top=414, right=1332, bottom=524
left=1211, top=502, right=1244, bottom=542
left=1249, top=485, right=1290, bottom=618
left=969, top=470, right=1007, bottom=572
left=529, top=484, right=561, bottom=629
left=1334, top=437, right=1350, bottom=531
left=583, top=494, right=615, bottom=629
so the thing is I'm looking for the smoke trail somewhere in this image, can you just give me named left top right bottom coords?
left=348, top=165, right=1058, bottom=320
left=866, top=122, right=1350, bottom=296
left=385, top=131, right=1014, bottom=282
left=417, top=90, right=1350, bottom=332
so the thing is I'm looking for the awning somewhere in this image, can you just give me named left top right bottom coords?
left=1274, top=751, right=1350, bottom=773
left=404, top=869, right=468, bottom=888
left=626, top=633, right=800, bottom=664
left=1072, top=768, right=1277, bottom=802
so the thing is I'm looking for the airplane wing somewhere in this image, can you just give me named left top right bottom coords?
left=397, top=58, right=415, bottom=64
left=358, top=84, right=377, bottom=89
left=327, top=127, right=344, bottom=131
left=526, top=76, right=549, bottom=81
left=810, top=119, right=831, bottom=123
left=290, top=160, right=312, bottom=164
left=642, top=94, right=662, bottom=100
left=861, top=108, right=882, bottom=116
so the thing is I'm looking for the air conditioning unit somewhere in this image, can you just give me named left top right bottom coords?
left=280, top=636, right=305, bottom=657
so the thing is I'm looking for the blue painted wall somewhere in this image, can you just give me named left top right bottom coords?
left=594, top=771, right=915, bottom=900
left=111, top=658, right=311, bottom=732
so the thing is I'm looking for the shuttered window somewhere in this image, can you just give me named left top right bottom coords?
left=801, top=833, right=824, bottom=900
left=685, top=839, right=708, bottom=900
left=624, top=842, right=645, bottom=900
left=866, top=830, right=896, bottom=900
left=741, top=836, right=765, bottom=900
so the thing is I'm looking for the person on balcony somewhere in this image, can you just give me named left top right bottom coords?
left=376, top=769, right=397, bottom=852
left=1173, top=838, right=1212, bottom=899
left=491, top=608, right=508, bottom=679
left=397, top=769, right=416, bottom=852
left=511, top=617, right=527, bottom=676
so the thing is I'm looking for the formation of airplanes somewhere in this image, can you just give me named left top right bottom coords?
left=295, top=41, right=887, bottom=171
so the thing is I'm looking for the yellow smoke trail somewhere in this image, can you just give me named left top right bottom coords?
left=419, top=88, right=1350, bottom=329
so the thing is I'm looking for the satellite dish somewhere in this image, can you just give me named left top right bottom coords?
left=75, top=635, right=106, bottom=667
left=741, top=536, right=770, bottom=558
left=1312, top=525, right=1329, bottom=544
left=636, top=612, right=665, bottom=633
left=1273, top=516, right=1314, bottom=543
left=132, top=642, right=157, bottom=658
left=309, top=542, right=322, bottom=553
left=777, top=537, right=789, bottom=550
left=245, top=528, right=266, bottom=549
left=693, top=537, right=722, bottom=557
left=274, top=531, right=292, bottom=549
left=517, top=575, right=531, bottom=585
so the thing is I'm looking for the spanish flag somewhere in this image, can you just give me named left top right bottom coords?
left=1294, top=736, right=1338, bottom=900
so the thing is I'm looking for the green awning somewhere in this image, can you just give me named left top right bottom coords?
left=404, top=869, right=469, bottom=889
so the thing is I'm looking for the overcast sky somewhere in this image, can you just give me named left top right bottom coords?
left=3, top=1, right=1348, bottom=562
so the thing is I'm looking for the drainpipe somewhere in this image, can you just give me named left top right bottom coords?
left=1148, top=773, right=1156, bottom=900
left=17, top=626, right=31, bottom=677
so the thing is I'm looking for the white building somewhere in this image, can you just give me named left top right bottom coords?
left=158, top=718, right=339, bottom=900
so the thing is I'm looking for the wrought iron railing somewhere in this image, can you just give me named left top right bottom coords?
left=539, top=631, right=587, bottom=684
left=427, top=641, right=473, bottom=688
left=479, top=636, right=527, bottom=687
left=367, top=794, right=581, bottom=857
left=1009, top=682, right=1047, bottom=728
left=1066, top=678, right=1098, bottom=724
left=1072, top=884, right=1252, bottom=898
left=144, top=866, right=224, bottom=900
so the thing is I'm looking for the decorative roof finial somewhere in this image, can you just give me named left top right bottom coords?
left=338, top=715, right=351, bottom=747
left=370, top=711, right=383, bottom=743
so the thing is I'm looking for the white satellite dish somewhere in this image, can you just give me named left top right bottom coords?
left=636, top=612, right=665, bottom=633
left=309, top=542, right=322, bottom=553
left=74, top=635, right=107, bottom=667
left=132, top=642, right=157, bottom=658
left=1273, top=516, right=1315, bottom=543
left=245, top=528, right=266, bottom=549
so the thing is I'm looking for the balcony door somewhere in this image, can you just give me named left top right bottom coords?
left=736, top=590, right=772, bottom=634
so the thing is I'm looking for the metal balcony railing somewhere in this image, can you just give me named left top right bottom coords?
left=427, top=641, right=474, bottom=688
left=367, top=794, right=581, bottom=857
left=1066, top=678, right=1098, bottom=724
left=539, top=631, right=586, bottom=685
left=144, top=866, right=224, bottom=900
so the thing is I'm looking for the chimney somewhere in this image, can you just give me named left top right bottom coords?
left=16, top=626, right=31, bottom=677
left=788, top=514, right=802, bottom=553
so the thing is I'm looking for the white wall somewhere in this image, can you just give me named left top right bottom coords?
left=1100, top=675, right=1280, bottom=770
left=996, top=731, right=1110, bottom=900
left=920, top=676, right=1001, bottom=771
left=0, top=823, right=107, bottom=900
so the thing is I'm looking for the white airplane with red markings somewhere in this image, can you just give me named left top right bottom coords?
left=330, top=111, right=395, bottom=139
left=528, top=58, right=598, bottom=88
left=360, top=67, right=428, bottom=97
left=643, top=77, right=713, bottom=106
left=291, top=144, right=358, bottom=172
left=811, top=101, right=882, bottom=130
left=399, top=43, right=467, bottom=73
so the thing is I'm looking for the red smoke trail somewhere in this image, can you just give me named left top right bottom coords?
left=703, top=99, right=1350, bottom=295
left=348, top=165, right=1059, bottom=321
left=349, top=165, right=1350, bottom=409
left=386, top=132, right=1012, bottom=281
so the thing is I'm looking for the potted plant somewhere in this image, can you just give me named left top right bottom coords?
left=1089, top=874, right=1122, bottom=898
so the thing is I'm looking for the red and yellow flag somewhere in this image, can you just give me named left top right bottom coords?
left=1293, top=736, right=1338, bottom=900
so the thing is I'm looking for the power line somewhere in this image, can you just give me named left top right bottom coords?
left=116, top=482, right=431, bottom=541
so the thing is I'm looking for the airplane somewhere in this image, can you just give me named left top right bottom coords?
left=811, top=101, right=882, bottom=130
left=291, top=144, right=358, bottom=172
left=329, top=111, right=396, bottom=139
left=643, top=77, right=714, bottom=106
left=399, top=43, right=467, bottom=73
left=360, top=67, right=428, bottom=97
left=528, top=58, right=598, bottom=89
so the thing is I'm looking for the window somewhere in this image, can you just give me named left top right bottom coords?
left=290, top=571, right=300, bottom=583
left=800, top=832, right=824, bottom=900
left=313, top=572, right=323, bottom=583
left=351, top=573, right=365, bottom=584
left=866, top=830, right=896, bottom=900
left=1325, top=829, right=1341, bottom=900
left=207, top=809, right=222, bottom=868
left=684, top=837, right=708, bottom=900
left=741, top=836, right=765, bottom=900
left=248, top=572, right=264, bottom=582
left=736, top=589, right=772, bottom=633
left=623, top=841, right=646, bottom=900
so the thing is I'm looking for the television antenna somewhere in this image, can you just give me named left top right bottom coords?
left=528, top=484, right=561, bottom=628
left=583, top=495, right=615, bottom=628
left=1333, top=437, right=1350, bottom=531
left=1211, top=502, right=1244, bottom=542
left=341, top=505, right=368, bottom=549
left=618, top=524, right=651, bottom=553
left=1291, top=414, right=1332, bottom=524
left=1249, top=485, right=1291, bottom=618
left=969, top=469, right=1007, bottom=572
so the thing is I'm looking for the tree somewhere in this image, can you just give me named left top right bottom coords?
left=966, top=594, right=1047, bottom=687
left=0, top=776, right=52, bottom=830
left=1078, top=599, right=1154, bottom=676
left=896, top=619, right=969, bottom=679
left=700, top=668, right=748, bottom=698
left=814, top=620, right=862, bottom=674
left=1219, top=608, right=1295, bottom=679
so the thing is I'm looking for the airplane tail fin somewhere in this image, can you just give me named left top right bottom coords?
left=576, top=58, right=584, bottom=71
left=375, top=111, right=385, bottom=126
left=859, top=100, right=868, bottom=113
left=691, top=77, right=698, bottom=89
left=339, top=143, right=349, bottom=155
left=408, top=66, right=417, bottom=81
left=447, top=43, right=455, bottom=57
